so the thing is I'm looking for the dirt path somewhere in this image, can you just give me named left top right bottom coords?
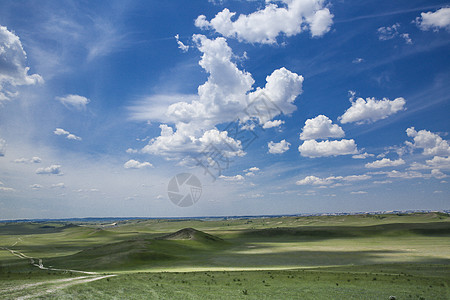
left=1, top=241, right=116, bottom=298
left=1, top=247, right=97, bottom=275
left=15, top=275, right=116, bottom=300
left=0, top=276, right=95, bottom=294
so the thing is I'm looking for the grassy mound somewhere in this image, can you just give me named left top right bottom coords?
left=46, top=229, right=227, bottom=271
left=156, top=228, right=224, bottom=243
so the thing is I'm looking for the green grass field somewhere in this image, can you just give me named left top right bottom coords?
left=0, top=212, right=449, bottom=299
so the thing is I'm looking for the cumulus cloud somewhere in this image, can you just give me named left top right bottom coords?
left=123, top=159, right=153, bottom=169
left=0, top=186, right=15, bottom=192
left=244, top=166, right=260, bottom=176
left=55, top=94, right=90, bottom=110
left=296, top=175, right=335, bottom=185
left=0, top=26, right=43, bottom=103
left=377, top=23, right=412, bottom=44
left=36, top=164, right=62, bottom=175
left=0, top=138, right=5, bottom=156
left=365, top=158, right=405, bottom=169
left=431, top=169, right=447, bottom=179
left=374, top=180, right=393, bottom=184
left=195, top=0, right=333, bottom=44
left=377, top=23, right=400, bottom=40
left=54, top=128, right=82, bottom=141
left=50, top=183, right=65, bottom=188
left=268, top=139, right=290, bottom=154
left=296, top=174, right=371, bottom=185
left=263, top=119, right=284, bottom=129
left=30, top=184, right=43, bottom=189
left=175, top=34, right=189, bottom=52
left=415, top=7, right=450, bottom=31
left=247, top=167, right=259, bottom=172
left=344, top=174, right=372, bottom=181
left=219, top=174, right=244, bottom=181
left=142, top=126, right=244, bottom=160
left=388, top=169, right=446, bottom=180
left=339, top=97, right=406, bottom=124
left=351, top=191, right=367, bottom=194
left=352, top=152, right=374, bottom=159
left=13, top=156, right=42, bottom=163
left=406, top=127, right=450, bottom=156
left=298, top=139, right=358, bottom=157
left=300, top=115, right=344, bottom=140
left=371, top=169, right=447, bottom=180
left=126, top=148, right=138, bottom=154
left=136, top=35, right=303, bottom=160
left=128, top=94, right=199, bottom=123
left=352, top=58, right=364, bottom=64
left=425, top=156, right=450, bottom=169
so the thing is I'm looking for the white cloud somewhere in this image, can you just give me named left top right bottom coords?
left=401, top=33, right=412, bottom=44
left=365, top=158, right=405, bottom=169
left=431, top=169, right=447, bottom=179
left=296, top=174, right=370, bottom=185
left=240, top=192, right=264, bottom=198
left=0, top=186, right=15, bottom=192
left=343, top=174, right=372, bottom=181
left=426, top=156, right=450, bottom=169
left=377, top=169, right=447, bottom=180
left=246, top=167, right=259, bottom=172
left=126, top=148, right=138, bottom=154
left=175, top=34, right=189, bottom=52
left=300, top=115, right=344, bottom=140
left=406, top=127, right=450, bottom=156
left=339, top=97, right=406, bottom=124
left=374, top=180, right=392, bottom=184
left=36, top=164, right=62, bottom=175
left=415, top=7, right=450, bottom=31
left=268, top=139, right=290, bottom=154
left=351, top=191, right=367, bottom=194
left=409, top=156, right=450, bottom=170
left=30, top=184, right=43, bottom=189
left=298, top=139, right=358, bottom=157
left=296, top=175, right=339, bottom=185
left=0, top=25, right=43, bottom=103
left=50, top=183, right=65, bottom=189
left=195, top=0, right=333, bottom=44
left=128, top=94, right=199, bottom=123
left=13, top=156, right=42, bottom=163
left=55, top=94, right=90, bottom=110
left=219, top=174, right=244, bottom=181
left=135, top=35, right=303, bottom=160
left=352, top=58, right=364, bottom=64
left=352, top=152, right=374, bottom=159
left=142, top=126, right=245, bottom=160
left=244, top=166, right=260, bottom=176
left=0, top=138, right=5, bottom=156
left=377, top=23, right=412, bottom=44
left=378, top=23, right=400, bottom=40
left=123, top=159, right=153, bottom=169
left=54, top=128, right=82, bottom=141
left=263, top=119, right=284, bottom=129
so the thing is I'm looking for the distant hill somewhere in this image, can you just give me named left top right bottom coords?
left=156, top=228, right=224, bottom=243
left=46, top=228, right=227, bottom=271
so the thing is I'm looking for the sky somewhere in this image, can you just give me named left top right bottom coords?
left=0, top=0, right=449, bottom=219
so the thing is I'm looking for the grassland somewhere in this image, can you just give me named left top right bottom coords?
left=0, top=212, right=449, bottom=299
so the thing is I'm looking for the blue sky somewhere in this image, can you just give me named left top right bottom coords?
left=0, top=0, right=449, bottom=219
